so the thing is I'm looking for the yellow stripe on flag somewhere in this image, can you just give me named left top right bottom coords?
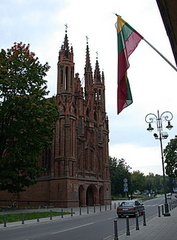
left=117, top=16, right=126, bottom=33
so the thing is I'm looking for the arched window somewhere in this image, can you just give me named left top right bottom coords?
left=98, top=89, right=102, bottom=102
left=86, top=108, right=89, bottom=117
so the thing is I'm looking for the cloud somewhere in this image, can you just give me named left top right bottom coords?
left=109, top=143, right=163, bottom=175
left=0, top=0, right=176, bottom=175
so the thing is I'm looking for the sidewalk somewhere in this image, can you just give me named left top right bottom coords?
left=119, top=206, right=177, bottom=240
left=1, top=201, right=177, bottom=239
left=0, top=203, right=120, bottom=229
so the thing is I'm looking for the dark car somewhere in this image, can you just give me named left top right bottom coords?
left=117, top=200, right=145, bottom=217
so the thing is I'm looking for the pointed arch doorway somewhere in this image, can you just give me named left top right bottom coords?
left=86, top=185, right=96, bottom=206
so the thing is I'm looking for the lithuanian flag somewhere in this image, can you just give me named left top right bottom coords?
left=117, top=16, right=143, bottom=114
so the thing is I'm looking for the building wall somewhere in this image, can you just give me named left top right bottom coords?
left=0, top=30, right=111, bottom=208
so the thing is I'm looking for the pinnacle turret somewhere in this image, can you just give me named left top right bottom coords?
left=62, top=24, right=69, bottom=58
left=94, top=54, right=101, bottom=84
left=84, top=37, right=93, bottom=88
left=85, top=37, right=92, bottom=71
left=59, top=24, right=73, bottom=61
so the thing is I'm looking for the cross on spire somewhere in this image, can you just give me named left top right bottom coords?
left=86, top=36, right=89, bottom=44
left=96, top=51, right=98, bottom=60
left=65, top=24, right=68, bottom=33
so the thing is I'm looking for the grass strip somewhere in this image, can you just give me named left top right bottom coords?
left=0, top=211, right=71, bottom=224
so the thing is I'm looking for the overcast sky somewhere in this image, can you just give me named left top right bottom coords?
left=1, top=0, right=177, bottom=175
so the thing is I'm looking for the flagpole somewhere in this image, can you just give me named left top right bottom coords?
left=143, top=38, right=177, bottom=72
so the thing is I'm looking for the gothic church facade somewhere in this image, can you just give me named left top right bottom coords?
left=0, top=29, right=111, bottom=208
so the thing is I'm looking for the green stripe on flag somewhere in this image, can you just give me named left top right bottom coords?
left=118, top=23, right=134, bottom=54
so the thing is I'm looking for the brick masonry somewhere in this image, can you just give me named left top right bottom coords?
left=0, top=29, right=111, bottom=208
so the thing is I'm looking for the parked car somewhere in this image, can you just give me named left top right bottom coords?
left=167, top=193, right=172, bottom=199
left=117, top=200, right=145, bottom=217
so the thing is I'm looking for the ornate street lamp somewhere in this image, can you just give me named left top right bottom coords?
left=145, top=110, right=173, bottom=217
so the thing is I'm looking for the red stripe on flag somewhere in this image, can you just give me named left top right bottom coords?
left=117, top=29, right=143, bottom=114
left=117, top=74, right=128, bottom=114
left=124, top=30, right=143, bottom=58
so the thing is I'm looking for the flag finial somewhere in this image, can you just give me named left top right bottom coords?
left=113, top=12, right=120, bottom=17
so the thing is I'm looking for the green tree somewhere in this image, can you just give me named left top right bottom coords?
left=145, top=173, right=156, bottom=193
left=164, top=137, right=177, bottom=178
left=130, top=171, right=145, bottom=193
left=144, top=173, right=171, bottom=194
left=153, top=174, right=163, bottom=193
left=0, top=42, right=59, bottom=193
left=109, top=157, right=131, bottom=197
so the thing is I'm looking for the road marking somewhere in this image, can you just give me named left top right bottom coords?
left=52, top=222, right=94, bottom=234
left=145, top=204, right=158, bottom=207
left=103, top=236, right=112, bottom=240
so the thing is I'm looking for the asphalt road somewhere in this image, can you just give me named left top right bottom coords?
left=0, top=196, right=169, bottom=240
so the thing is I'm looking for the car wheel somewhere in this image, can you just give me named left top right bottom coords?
left=118, top=215, right=122, bottom=218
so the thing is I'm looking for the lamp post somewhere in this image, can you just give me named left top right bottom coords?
left=145, top=110, right=173, bottom=217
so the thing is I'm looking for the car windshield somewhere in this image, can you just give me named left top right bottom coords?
left=121, top=201, right=135, bottom=207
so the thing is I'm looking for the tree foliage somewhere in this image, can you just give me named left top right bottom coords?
left=0, top=42, right=59, bottom=193
left=130, top=171, right=145, bottom=193
left=109, top=156, right=172, bottom=197
left=109, top=157, right=131, bottom=196
left=164, top=137, right=177, bottom=178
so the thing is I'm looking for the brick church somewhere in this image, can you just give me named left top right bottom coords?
left=0, top=29, right=111, bottom=208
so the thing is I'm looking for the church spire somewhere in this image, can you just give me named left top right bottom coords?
left=84, top=36, right=93, bottom=89
left=93, top=52, right=106, bottom=110
left=62, top=24, right=70, bottom=58
left=94, top=52, right=102, bottom=84
left=85, top=36, right=92, bottom=70
left=57, top=25, right=74, bottom=94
